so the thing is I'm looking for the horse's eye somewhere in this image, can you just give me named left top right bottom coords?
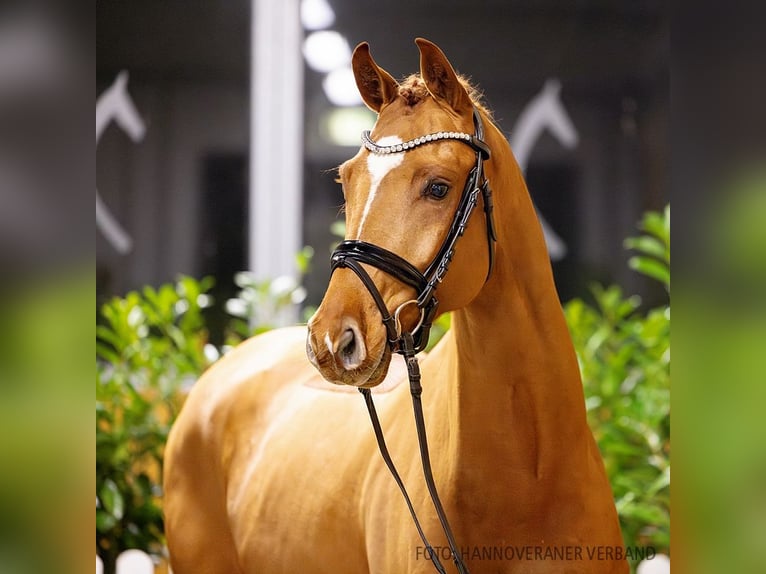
left=426, top=182, right=450, bottom=200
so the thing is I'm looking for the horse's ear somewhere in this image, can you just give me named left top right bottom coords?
left=352, top=42, right=399, bottom=113
left=415, top=38, right=471, bottom=114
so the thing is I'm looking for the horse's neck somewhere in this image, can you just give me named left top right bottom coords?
left=448, top=125, right=589, bottom=477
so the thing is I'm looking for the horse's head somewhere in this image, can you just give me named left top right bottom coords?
left=307, top=39, right=495, bottom=387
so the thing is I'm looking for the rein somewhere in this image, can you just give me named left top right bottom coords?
left=330, top=109, right=496, bottom=574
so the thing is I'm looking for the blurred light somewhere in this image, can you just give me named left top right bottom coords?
left=322, top=67, right=363, bottom=106
left=303, top=31, right=350, bottom=72
left=0, top=16, right=70, bottom=95
left=300, top=0, right=335, bottom=30
left=321, top=106, right=376, bottom=146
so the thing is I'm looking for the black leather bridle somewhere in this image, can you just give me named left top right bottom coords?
left=330, top=108, right=496, bottom=574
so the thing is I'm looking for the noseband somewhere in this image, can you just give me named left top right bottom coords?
left=329, top=109, right=496, bottom=574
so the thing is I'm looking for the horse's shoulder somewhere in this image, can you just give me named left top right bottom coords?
left=170, top=326, right=311, bottom=448
left=216, top=325, right=310, bottom=378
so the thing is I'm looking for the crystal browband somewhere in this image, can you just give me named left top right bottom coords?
left=361, top=130, right=474, bottom=155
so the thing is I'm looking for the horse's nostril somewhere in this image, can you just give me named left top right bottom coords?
left=339, top=328, right=356, bottom=357
left=337, top=326, right=365, bottom=370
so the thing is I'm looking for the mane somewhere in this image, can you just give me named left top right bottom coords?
left=397, top=74, right=493, bottom=120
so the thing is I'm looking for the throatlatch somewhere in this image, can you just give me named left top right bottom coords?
left=330, top=108, right=495, bottom=574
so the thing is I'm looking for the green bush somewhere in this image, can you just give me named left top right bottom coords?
left=96, top=276, right=216, bottom=573
left=564, top=206, right=670, bottom=564
left=224, top=246, right=315, bottom=341
left=95, top=268, right=309, bottom=571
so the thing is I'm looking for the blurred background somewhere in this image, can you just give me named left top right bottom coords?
left=96, top=0, right=669, bottom=327
left=2, top=0, right=765, bottom=572
left=93, top=4, right=674, bottom=572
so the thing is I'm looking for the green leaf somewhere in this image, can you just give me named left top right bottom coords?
left=646, top=466, right=671, bottom=496
left=96, top=325, right=123, bottom=349
left=330, top=219, right=346, bottom=239
left=295, top=246, right=315, bottom=274
left=96, top=342, right=120, bottom=364
left=624, top=236, right=667, bottom=262
left=177, top=275, right=200, bottom=301
left=96, top=508, right=117, bottom=532
left=99, top=478, right=125, bottom=520
left=619, top=501, right=669, bottom=527
left=640, top=211, right=669, bottom=244
left=628, top=256, right=670, bottom=286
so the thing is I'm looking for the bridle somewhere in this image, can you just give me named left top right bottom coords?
left=330, top=108, right=496, bottom=574
left=332, top=108, right=495, bottom=354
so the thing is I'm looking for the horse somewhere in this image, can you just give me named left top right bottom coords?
left=164, top=38, right=627, bottom=574
left=97, top=71, right=146, bottom=254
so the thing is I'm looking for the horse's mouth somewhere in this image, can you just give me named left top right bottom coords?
left=352, top=348, right=392, bottom=388
left=306, top=319, right=393, bottom=388
left=322, top=345, right=391, bottom=388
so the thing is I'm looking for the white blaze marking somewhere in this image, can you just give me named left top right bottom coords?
left=324, top=332, right=333, bottom=354
left=356, top=136, right=404, bottom=236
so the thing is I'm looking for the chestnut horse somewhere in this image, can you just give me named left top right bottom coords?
left=164, top=39, right=627, bottom=573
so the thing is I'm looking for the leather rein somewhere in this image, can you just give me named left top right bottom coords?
left=330, top=109, right=496, bottom=574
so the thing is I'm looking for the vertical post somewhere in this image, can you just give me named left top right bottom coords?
left=250, top=0, right=304, bottom=305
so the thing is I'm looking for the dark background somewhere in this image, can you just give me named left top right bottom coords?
left=96, top=0, right=669, bottom=314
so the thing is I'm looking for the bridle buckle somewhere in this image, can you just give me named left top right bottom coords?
left=393, top=299, right=425, bottom=340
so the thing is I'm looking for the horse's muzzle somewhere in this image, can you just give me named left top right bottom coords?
left=306, top=310, right=391, bottom=387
